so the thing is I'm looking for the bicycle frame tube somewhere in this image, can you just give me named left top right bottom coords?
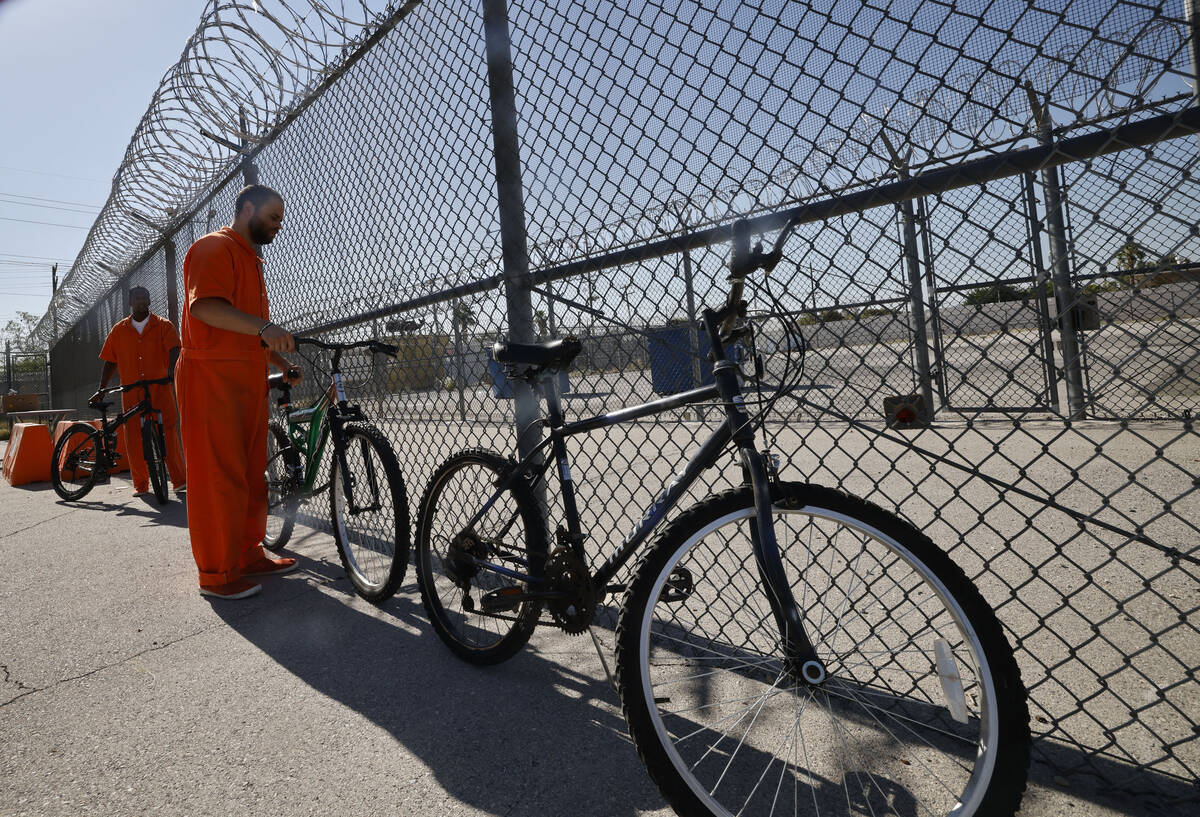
left=463, top=381, right=726, bottom=587
left=704, top=274, right=820, bottom=672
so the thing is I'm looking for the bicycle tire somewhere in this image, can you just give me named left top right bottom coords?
left=141, top=417, right=169, bottom=505
left=264, top=422, right=300, bottom=552
left=328, top=422, right=410, bottom=603
left=51, top=422, right=103, bottom=501
left=415, top=449, right=547, bottom=665
left=615, top=482, right=1030, bottom=817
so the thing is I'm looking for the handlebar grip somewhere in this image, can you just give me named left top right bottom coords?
left=370, top=341, right=399, bottom=358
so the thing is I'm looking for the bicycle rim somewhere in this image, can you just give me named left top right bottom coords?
left=143, top=420, right=168, bottom=503
left=625, top=497, right=1018, bottom=817
left=331, top=428, right=403, bottom=595
left=264, top=425, right=297, bottom=549
left=53, top=425, right=101, bottom=500
left=416, top=450, right=544, bottom=662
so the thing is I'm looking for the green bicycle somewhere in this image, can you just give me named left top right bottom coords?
left=263, top=337, right=409, bottom=604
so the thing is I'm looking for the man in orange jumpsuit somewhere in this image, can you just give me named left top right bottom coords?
left=90, top=286, right=186, bottom=494
left=177, top=184, right=302, bottom=600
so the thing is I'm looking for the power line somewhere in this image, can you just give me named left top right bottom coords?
left=0, top=252, right=77, bottom=262
left=0, top=191, right=104, bottom=208
left=0, top=197, right=99, bottom=216
left=0, top=215, right=90, bottom=230
left=0, top=165, right=107, bottom=184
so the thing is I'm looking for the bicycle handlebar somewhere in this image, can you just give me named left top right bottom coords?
left=98, top=376, right=173, bottom=395
left=296, top=337, right=398, bottom=358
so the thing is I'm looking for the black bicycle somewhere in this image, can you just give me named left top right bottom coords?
left=262, top=337, right=410, bottom=604
left=414, top=219, right=1031, bottom=817
left=52, top=377, right=174, bottom=504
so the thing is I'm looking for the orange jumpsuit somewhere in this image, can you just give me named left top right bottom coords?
left=177, top=227, right=273, bottom=588
left=98, top=313, right=186, bottom=491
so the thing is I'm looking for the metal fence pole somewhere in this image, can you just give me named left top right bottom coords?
left=483, top=0, right=541, bottom=462
left=1022, top=170, right=1061, bottom=412
left=4, top=340, right=11, bottom=393
left=164, top=239, right=179, bottom=326
left=1027, top=84, right=1086, bottom=419
left=916, top=197, right=949, bottom=408
left=881, top=133, right=935, bottom=416
left=451, top=302, right=469, bottom=422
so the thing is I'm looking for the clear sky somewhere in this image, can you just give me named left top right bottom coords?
left=0, top=0, right=203, bottom=337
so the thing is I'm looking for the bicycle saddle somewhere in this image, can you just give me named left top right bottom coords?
left=492, top=337, right=582, bottom=372
left=267, top=373, right=290, bottom=392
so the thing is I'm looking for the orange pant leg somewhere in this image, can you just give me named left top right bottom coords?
left=178, top=354, right=269, bottom=587
left=119, top=392, right=150, bottom=492
left=152, top=383, right=187, bottom=489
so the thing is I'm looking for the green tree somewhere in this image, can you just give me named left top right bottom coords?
left=1, top=311, right=41, bottom=354
left=963, top=283, right=1024, bottom=305
left=1113, top=240, right=1148, bottom=271
left=451, top=301, right=476, bottom=334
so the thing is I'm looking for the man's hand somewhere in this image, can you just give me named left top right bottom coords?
left=260, top=322, right=295, bottom=354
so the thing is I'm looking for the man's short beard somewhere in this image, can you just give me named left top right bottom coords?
left=248, top=217, right=275, bottom=245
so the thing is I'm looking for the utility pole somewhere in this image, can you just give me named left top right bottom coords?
left=50, top=263, right=59, bottom=343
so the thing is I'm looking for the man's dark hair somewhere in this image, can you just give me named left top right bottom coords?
left=129, top=286, right=149, bottom=298
left=234, top=184, right=283, bottom=216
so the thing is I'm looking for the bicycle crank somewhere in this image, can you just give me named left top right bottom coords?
left=545, top=547, right=595, bottom=635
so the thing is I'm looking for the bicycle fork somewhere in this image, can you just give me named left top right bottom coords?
left=707, top=317, right=827, bottom=686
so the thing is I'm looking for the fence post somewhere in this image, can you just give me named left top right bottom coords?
left=4, top=340, right=10, bottom=393
left=164, top=239, right=179, bottom=326
left=1027, top=84, right=1086, bottom=419
left=1021, top=171, right=1061, bottom=411
left=880, top=132, right=936, bottom=417
left=482, top=0, right=541, bottom=462
left=916, top=197, right=949, bottom=407
left=451, top=302, right=469, bottom=422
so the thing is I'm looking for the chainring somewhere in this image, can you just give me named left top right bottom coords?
left=545, top=546, right=595, bottom=635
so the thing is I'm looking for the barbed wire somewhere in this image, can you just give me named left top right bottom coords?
left=33, top=0, right=407, bottom=345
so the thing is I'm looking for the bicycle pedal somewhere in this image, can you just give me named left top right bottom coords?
left=480, top=586, right=523, bottom=613
left=94, top=471, right=110, bottom=485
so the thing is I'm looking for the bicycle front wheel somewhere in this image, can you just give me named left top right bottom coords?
left=615, top=482, right=1030, bottom=817
left=51, top=422, right=103, bottom=501
left=415, top=449, right=547, bottom=665
left=141, top=417, right=168, bottom=504
left=264, top=422, right=299, bottom=552
left=329, top=422, right=409, bottom=603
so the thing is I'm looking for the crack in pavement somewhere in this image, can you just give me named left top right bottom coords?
left=0, top=508, right=80, bottom=542
left=0, top=576, right=330, bottom=710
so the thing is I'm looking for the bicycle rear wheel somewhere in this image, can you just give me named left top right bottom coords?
left=141, top=417, right=169, bottom=504
left=615, top=482, right=1030, bottom=817
left=51, top=422, right=103, bottom=501
left=415, top=449, right=547, bottom=665
left=264, top=422, right=299, bottom=552
left=329, top=422, right=409, bottom=603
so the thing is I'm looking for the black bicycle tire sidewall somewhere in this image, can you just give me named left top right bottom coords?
left=614, top=482, right=1030, bottom=817
left=414, top=448, right=547, bottom=665
left=263, top=422, right=298, bottom=551
left=51, top=422, right=102, bottom=501
left=328, top=422, right=409, bottom=603
left=141, top=419, right=168, bottom=504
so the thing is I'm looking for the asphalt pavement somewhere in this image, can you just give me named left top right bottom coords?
left=0, top=443, right=1173, bottom=817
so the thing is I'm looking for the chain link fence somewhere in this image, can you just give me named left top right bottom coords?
left=39, top=1, right=1200, bottom=811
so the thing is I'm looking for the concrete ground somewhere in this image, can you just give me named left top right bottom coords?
left=0, top=443, right=1185, bottom=817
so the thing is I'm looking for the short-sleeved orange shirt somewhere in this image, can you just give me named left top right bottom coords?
left=99, top=312, right=180, bottom=382
left=181, top=227, right=270, bottom=359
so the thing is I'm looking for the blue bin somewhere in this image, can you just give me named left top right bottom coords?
left=488, top=358, right=570, bottom=399
left=648, top=325, right=713, bottom=395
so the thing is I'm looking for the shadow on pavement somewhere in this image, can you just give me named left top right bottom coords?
left=209, top=551, right=1197, bottom=817
left=64, top=495, right=189, bottom=528
left=210, top=555, right=668, bottom=817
